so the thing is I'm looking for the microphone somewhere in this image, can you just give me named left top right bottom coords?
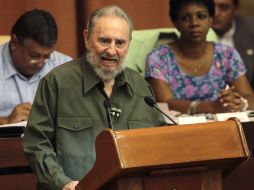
left=144, top=96, right=178, bottom=125
left=103, top=99, right=114, bottom=130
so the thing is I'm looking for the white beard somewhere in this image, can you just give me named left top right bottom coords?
left=86, top=51, right=125, bottom=81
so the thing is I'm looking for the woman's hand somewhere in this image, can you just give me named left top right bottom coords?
left=218, top=86, right=245, bottom=112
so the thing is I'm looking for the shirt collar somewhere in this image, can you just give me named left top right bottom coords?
left=81, top=55, right=134, bottom=96
left=218, top=21, right=236, bottom=48
left=2, top=42, right=19, bottom=80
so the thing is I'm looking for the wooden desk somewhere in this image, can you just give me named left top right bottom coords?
left=0, top=122, right=253, bottom=190
left=0, top=137, right=37, bottom=190
left=223, top=122, right=254, bottom=190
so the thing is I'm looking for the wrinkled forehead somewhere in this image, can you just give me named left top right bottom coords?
left=92, top=16, right=131, bottom=39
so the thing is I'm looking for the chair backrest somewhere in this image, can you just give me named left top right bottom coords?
left=124, top=27, right=218, bottom=76
left=0, top=35, right=10, bottom=44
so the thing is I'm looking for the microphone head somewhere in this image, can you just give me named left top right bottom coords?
left=144, top=96, right=156, bottom=107
left=104, top=99, right=111, bottom=109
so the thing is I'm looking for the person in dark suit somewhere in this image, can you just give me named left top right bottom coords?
left=212, top=0, right=254, bottom=89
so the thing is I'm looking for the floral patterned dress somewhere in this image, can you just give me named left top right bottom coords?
left=145, top=42, right=246, bottom=101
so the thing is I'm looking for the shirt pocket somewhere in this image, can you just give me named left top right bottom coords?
left=0, top=91, right=20, bottom=116
left=57, top=116, right=94, bottom=155
left=58, top=116, right=93, bottom=131
left=128, top=120, right=154, bottom=130
left=57, top=116, right=95, bottom=179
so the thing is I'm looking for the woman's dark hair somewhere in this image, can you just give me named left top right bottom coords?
left=169, top=0, right=215, bottom=22
left=11, top=9, right=58, bottom=47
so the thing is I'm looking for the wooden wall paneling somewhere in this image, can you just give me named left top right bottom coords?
left=82, top=0, right=173, bottom=30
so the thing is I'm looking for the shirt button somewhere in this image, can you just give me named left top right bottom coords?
left=74, top=124, right=79, bottom=129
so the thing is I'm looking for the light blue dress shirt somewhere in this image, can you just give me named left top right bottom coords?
left=0, top=42, right=72, bottom=117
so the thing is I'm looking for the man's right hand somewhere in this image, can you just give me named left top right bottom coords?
left=0, top=103, right=32, bottom=124
left=63, top=181, right=79, bottom=190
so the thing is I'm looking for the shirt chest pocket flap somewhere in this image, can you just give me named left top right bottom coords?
left=58, top=116, right=93, bottom=132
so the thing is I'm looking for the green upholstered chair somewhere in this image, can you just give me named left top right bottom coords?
left=0, top=35, right=10, bottom=44
left=124, top=28, right=218, bottom=76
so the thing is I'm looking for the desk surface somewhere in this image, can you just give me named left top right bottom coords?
left=0, top=137, right=37, bottom=190
left=0, top=137, right=29, bottom=168
left=0, top=121, right=253, bottom=190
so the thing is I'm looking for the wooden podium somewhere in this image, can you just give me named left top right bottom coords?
left=76, top=118, right=250, bottom=190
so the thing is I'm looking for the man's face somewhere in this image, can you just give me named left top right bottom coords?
left=10, top=36, right=54, bottom=78
left=212, top=0, right=238, bottom=36
left=84, top=16, right=130, bottom=81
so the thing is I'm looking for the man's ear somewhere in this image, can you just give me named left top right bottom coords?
left=83, top=29, right=90, bottom=50
left=10, top=34, right=19, bottom=50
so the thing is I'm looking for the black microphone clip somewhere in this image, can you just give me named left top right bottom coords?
left=110, top=107, right=121, bottom=121
left=144, top=96, right=178, bottom=125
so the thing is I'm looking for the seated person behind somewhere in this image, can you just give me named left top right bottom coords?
left=0, top=9, right=72, bottom=124
left=22, top=5, right=164, bottom=190
left=212, top=0, right=254, bottom=90
left=145, top=0, right=254, bottom=114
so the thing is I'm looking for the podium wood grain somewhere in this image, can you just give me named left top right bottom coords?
left=77, top=118, right=250, bottom=190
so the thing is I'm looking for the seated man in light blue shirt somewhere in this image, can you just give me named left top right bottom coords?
left=0, top=9, right=72, bottom=124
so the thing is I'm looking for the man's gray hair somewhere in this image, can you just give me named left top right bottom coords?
left=86, top=5, right=133, bottom=38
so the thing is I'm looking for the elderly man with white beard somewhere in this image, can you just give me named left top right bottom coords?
left=22, top=5, right=165, bottom=190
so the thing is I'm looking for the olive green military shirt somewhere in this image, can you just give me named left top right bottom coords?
left=22, top=56, right=165, bottom=190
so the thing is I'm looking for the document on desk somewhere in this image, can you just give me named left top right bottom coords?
left=157, top=102, right=207, bottom=124
left=215, top=112, right=249, bottom=122
left=0, top=121, right=27, bottom=128
left=177, top=116, right=207, bottom=124
left=0, top=121, right=27, bottom=138
left=156, top=102, right=253, bottom=124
